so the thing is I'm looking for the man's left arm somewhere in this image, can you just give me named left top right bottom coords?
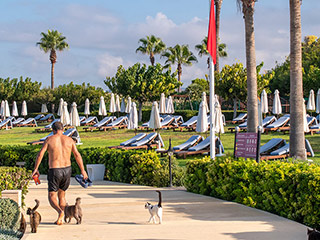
left=32, top=139, right=48, bottom=177
left=72, top=141, right=88, bottom=179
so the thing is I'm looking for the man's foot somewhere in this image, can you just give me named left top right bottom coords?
left=54, top=212, right=64, bottom=225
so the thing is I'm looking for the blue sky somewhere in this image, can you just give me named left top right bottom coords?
left=0, top=0, right=319, bottom=90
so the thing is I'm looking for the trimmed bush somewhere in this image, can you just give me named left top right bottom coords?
left=0, top=199, right=20, bottom=230
left=184, top=156, right=320, bottom=228
left=0, top=198, right=23, bottom=240
left=0, top=167, right=31, bottom=207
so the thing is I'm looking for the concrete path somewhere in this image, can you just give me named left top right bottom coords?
left=22, top=175, right=308, bottom=240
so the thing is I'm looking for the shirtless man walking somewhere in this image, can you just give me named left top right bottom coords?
left=32, top=122, right=88, bottom=225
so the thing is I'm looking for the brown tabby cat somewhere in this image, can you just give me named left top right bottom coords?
left=64, top=197, right=82, bottom=224
left=26, top=199, right=41, bottom=233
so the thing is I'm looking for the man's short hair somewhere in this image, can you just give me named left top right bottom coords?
left=52, top=122, right=64, bottom=131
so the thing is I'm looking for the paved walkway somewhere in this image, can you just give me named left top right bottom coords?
left=22, top=175, right=308, bottom=240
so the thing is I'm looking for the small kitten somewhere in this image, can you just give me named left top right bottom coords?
left=308, top=228, right=320, bottom=240
left=26, top=199, right=41, bottom=233
left=145, top=190, right=162, bottom=224
left=64, top=197, right=82, bottom=224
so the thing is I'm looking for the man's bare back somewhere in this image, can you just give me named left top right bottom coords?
left=46, top=133, right=74, bottom=169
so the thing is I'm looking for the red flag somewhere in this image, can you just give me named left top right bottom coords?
left=207, top=0, right=216, bottom=64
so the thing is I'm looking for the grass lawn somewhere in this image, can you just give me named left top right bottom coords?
left=1, top=123, right=319, bottom=165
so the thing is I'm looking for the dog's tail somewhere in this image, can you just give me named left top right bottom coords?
left=156, top=190, right=162, bottom=208
left=32, top=199, right=40, bottom=212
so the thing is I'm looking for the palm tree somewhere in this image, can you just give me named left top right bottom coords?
left=237, top=0, right=258, bottom=133
left=195, top=36, right=227, bottom=69
left=37, top=30, right=69, bottom=90
left=162, top=44, right=198, bottom=92
left=289, top=0, right=306, bottom=160
left=215, top=0, right=224, bottom=72
left=136, top=35, right=166, bottom=66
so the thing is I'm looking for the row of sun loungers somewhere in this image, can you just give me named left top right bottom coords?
left=228, top=114, right=320, bottom=135
left=139, top=115, right=184, bottom=131
left=27, top=128, right=81, bottom=145
left=110, top=133, right=224, bottom=159
left=109, top=132, right=164, bottom=150
left=259, top=138, right=314, bottom=160
left=34, top=113, right=55, bottom=122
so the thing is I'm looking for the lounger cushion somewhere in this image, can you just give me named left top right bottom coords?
left=189, top=137, right=210, bottom=151
left=305, top=139, right=315, bottom=157
left=265, top=115, right=290, bottom=128
left=233, top=113, right=247, bottom=122
left=310, top=124, right=320, bottom=129
left=120, top=133, right=147, bottom=146
left=131, top=132, right=157, bottom=146
left=93, top=116, right=114, bottom=127
left=34, top=114, right=44, bottom=120
left=270, top=143, right=289, bottom=156
left=12, top=118, right=24, bottom=125
left=107, top=116, right=127, bottom=127
left=260, top=138, right=285, bottom=155
left=173, top=135, right=203, bottom=151
left=180, top=116, right=197, bottom=127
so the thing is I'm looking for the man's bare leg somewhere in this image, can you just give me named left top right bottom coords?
left=48, top=191, right=64, bottom=225
left=58, top=189, right=66, bottom=211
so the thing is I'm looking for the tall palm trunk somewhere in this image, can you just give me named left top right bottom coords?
left=243, top=2, right=258, bottom=133
left=50, top=49, right=57, bottom=89
left=51, top=62, right=55, bottom=90
left=138, top=101, right=143, bottom=122
left=50, top=49, right=57, bottom=113
left=289, top=0, right=306, bottom=160
left=215, top=0, right=223, bottom=72
left=177, top=64, right=182, bottom=92
left=150, top=52, right=155, bottom=66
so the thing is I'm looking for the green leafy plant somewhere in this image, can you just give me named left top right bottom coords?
left=185, top=156, right=320, bottom=229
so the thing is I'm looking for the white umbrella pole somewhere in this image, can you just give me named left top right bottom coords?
left=209, top=57, right=215, bottom=159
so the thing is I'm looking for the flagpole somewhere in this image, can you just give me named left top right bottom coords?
left=210, top=57, right=215, bottom=159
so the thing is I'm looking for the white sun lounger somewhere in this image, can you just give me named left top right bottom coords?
left=265, top=114, right=290, bottom=133
left=79, top=116, right=86, bottom=123
left=34, top=114, right=45, bottom=121
left=261, top=139, right=314, bottom=160
left=84, top=116, right=116, bottom=131
left=235, top=116, right=277, bottom=130
left=100, top=116, right=128, bottom=131
left=0, top=118, right=13, bottom=129
left=173, top=116, right=197, bottom=131
left=231, top=113, right=247, bottom=124
left=173, top=135, right=203, bottom=151
left=81, top=116, right=98, bottom=126
left=175, top=136, right=224, bottom=158
left=120, top=133, right=147, bottom=146
left=39, top=113, right=55, bottom=121
left=121, top=132, right=164, bottom=150
left=260, top=138, right=286, bottom=155
left=12, top=117, right=25, bottom=126
left=17, top=118, right=37, bottom=127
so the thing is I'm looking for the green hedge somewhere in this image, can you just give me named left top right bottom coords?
left=0, top=145, right=184, bottom=187
left=0, top=167, right=31, bottom=207
left=184, top=156, right=320, bottom=228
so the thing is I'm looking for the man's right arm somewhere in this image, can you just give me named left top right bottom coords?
left=32, top=139, right=48, bottom=177
left=71, top=141, right=88, bottom=180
